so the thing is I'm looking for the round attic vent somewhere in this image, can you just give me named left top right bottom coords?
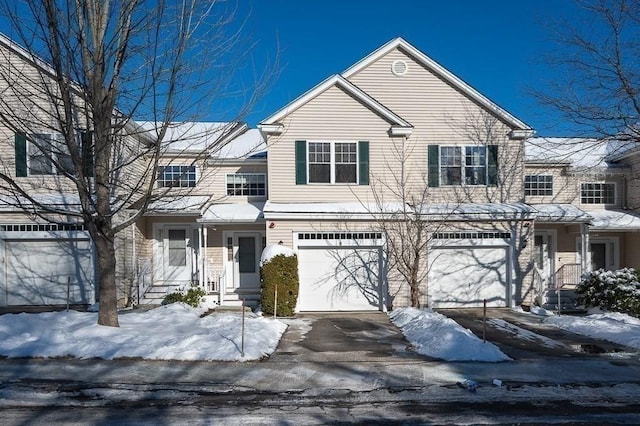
left=391, top=59, right=408, bottom=76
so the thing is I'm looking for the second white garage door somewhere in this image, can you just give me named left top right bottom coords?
left=3, top=239, right=95, bottom=306
left=297, top=246, right=383, bottom=311
left=428, top=246, right=509, bottom=308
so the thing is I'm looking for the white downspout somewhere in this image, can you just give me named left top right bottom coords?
left=201, top=226, right=208, bottom=292
left=581, top=223, right=590, bottom=274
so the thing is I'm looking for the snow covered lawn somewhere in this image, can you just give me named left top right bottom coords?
left=390, top=307, right=510, bottom=362
left=0, top=303, right=287, bottom=361
left=545, top=312, right=640, bottom=350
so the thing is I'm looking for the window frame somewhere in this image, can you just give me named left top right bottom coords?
left=524, top=174, right=554, bottom=196
left=28, top=133, right=74, bottom=176
left=580, top=182, right=616, bottom=205
left=307, top=140, right=359, bottom=184
left=438, top=145, right=491, bottom=187
left=157, top=165, right=197, bottom=188
left=226, top=173, right=267, bottom=197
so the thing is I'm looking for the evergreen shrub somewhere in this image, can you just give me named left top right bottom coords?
left=576, top=268, right=640, bottom=317
left=260, top=253, right=299, bottom=317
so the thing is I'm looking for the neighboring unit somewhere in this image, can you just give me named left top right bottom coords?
left=1, top=35, right=639, bottom=312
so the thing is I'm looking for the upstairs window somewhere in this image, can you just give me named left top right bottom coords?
left=157, top=165, right=196, bottom=188
left=15, top=132, right=92, bottom=177
left=581, top=182, right=615, bottom=204
left=524, top=175, right=553, bottom=196
left=296, top=140, right=369, bottom=185
left=428, top=145, right=498, bottom=187
left=226, top=173, right=266, bottom=196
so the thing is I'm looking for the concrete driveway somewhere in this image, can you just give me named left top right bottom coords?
left=438, top=308, right=636, bottom=359
left=269, top=312, right=430, bottom=363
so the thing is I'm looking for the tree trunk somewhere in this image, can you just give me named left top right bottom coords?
left=94, top=232, right=120, bottom=327
left=410, top=251, right=421, bottom=308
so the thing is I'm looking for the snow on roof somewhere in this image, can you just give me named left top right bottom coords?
left=530, top=204, right=592, bottom=223
left=136, top=121, right=237, bottom=153
left=263, top=201, right=407, bottom=216
left=417, top=203, right=533, bottom=219
left=588, top=209, right=640, bottom=230
left=0, top=193, right=82, bottom=212
left=212, top=128, right=266, bottom=160
left=146, top=196, right=211, bottom=215
left=198, top=202, right=265, bottom=224
left=526, top=137, right=637, bottom=168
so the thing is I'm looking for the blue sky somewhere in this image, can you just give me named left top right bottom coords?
left=232, top=0, right=586, bottom=136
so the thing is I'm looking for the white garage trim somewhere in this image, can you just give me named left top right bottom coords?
left=428, top=234, right=514, bottom=308
left=0, top=224, right=95, bottom=306
left=294, top=232, right=386, bottom=312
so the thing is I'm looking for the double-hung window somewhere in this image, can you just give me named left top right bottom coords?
left=308, top=142, right=332, bottom=183
left=428, top=144, right=497, bottom=187
left=157, top=165, right=196, bottom=188
left=226, top=173, right=266, bottom=196
left=297, top=140, right=368, bottom=185
left=524, top=175, right=553, bottom=196
left=28, top=133, right=74, bottom=175
left=581, top=183, right=615, bottom=204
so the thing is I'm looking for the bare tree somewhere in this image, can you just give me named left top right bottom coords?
left=368, top=137, right=432, bottom=308
left=537, top=0, right=640, bottom=141
left=0, top=1, right=270, bottom=326
left=361, top=109, right=529, bottom=309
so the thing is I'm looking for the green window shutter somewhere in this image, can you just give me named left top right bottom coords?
left=487, top=144, right=498, bottom=186
left=295, top=140, right=307, bottom=185
left=427, top=144, right=439, bottom=187
left=15, top=133, right=27, bottom=177
left=358, top=141, right=369, bottom=185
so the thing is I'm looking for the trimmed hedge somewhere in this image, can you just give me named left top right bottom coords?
left=260, top=253, right=299, bottom=316
left=576, top=268, right=640, bottom=317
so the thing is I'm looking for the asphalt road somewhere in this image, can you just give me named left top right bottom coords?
left=2, top=311, right=640, bottom=424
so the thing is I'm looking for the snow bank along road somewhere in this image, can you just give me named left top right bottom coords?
left=2, top=310, right=640, bottom=424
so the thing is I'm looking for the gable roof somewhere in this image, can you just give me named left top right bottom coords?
left=343, top=37, right=533, bottom=132
left=526, top=137, right=637, bottom=169
left=259, top=74, right=412, bottom=135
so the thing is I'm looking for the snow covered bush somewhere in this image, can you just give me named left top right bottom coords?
left=162, top=286, right=206, bottom=308
left=260, top=244, right=299, bottom=317
left=576, top=268, right=640, bottom=317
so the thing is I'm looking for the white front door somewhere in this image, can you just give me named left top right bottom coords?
left=533, top=231, right=554, bottom=287
left=162, top=226, right=193, bottom=284
left=227, top=232, right=262, bottom=292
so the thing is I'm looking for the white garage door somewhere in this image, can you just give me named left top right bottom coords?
left=297, top=247, right=383, bottom=311
left=429, top=246, right=509, bottom=308
left=4, top=239, right=95, bottom=305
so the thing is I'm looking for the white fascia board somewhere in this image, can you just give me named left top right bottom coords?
left=509, top=129, right=536, bottom=140
left=260, top=74, right=411, bottom=128
left=257, top=123, right=284, bottom=135
left=390, top=125, right=413, bottom=137
left=342, top=37, right=534, bottom=132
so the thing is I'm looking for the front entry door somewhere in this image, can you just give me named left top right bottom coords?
left=231, top=232, right=262, bottom=291
left=164, top=226, right=192, bottom=283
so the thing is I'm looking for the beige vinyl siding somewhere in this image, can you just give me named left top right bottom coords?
left=154, top=157, right=267, bottom=201
left=267, top=85, right=395, bottom=203
left=345, top=47, right=524, bottom=203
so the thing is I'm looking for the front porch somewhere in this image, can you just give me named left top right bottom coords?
left=136, top=202, right=266, bottom=308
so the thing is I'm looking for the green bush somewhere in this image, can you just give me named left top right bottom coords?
left=576, top=268, right=640, bottom=317
left=162, top=286, right=206, bottom=308
left=260, top=253, right=299, bottom=317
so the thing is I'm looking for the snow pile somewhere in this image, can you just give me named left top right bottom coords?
left=0, top=303, right=287, bottom=361
left=260, top=243, right=295, bottom=266
left=545, top=312, right=640, bottom=350
left=390, top=307, right=510, bottom=362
